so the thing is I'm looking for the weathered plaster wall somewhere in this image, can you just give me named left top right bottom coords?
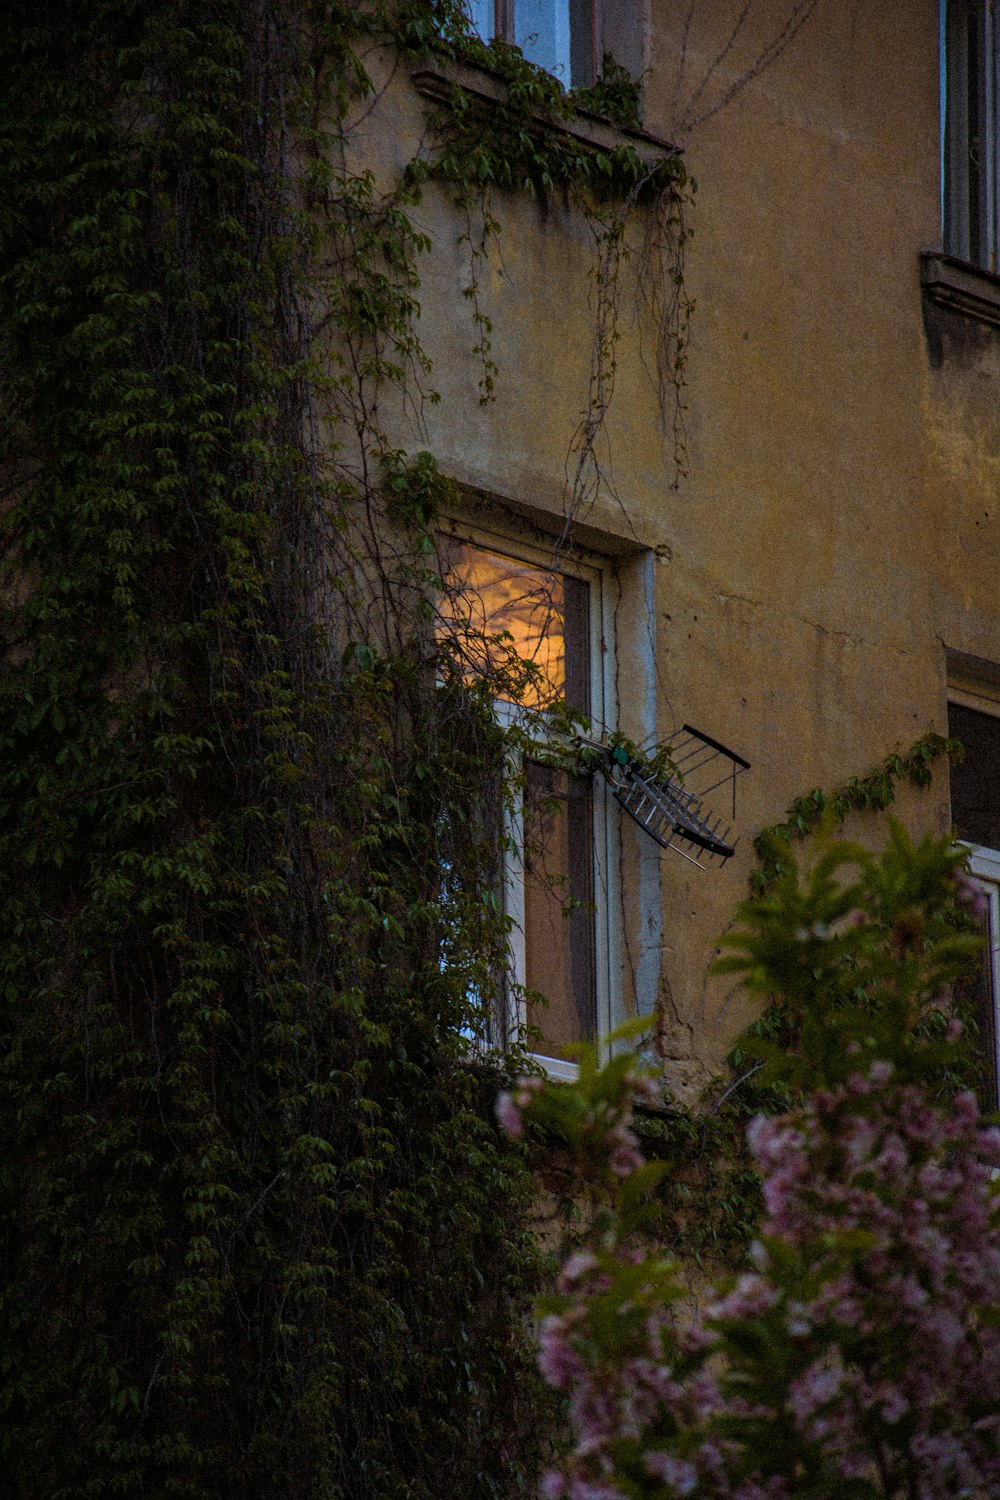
left=356, top=1, right=1000, bottom=1093
left=639, top=0, right=986, bottom=1083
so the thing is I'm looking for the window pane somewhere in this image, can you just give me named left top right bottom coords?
left=569, top=0, right=595, bottom=87
left=523, top=763, right=595, bottom=1052
left=948, top=699, right=1000, bottom=1106
left=948, top=701, right=1000, bottom=847
left=463, top=0, right=494, bottom=43
left=436, top=535, right=604, bottom=1066
left=438, top=537, right=591, bottom=712
left=459, top=0, right=595, bottom=87
left=943, top=0, right=991, bottom=265
left=514, top=0, right=571, bottom=82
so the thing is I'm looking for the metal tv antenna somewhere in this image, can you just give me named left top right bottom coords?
left=601, top=725, right=750, bottom=870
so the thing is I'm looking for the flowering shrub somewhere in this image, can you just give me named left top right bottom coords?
left=499, top=824, right=1000, bottom=1498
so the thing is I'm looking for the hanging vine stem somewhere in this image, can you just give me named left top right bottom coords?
left=458, top=190, right=502, bottom=403
left=564, top=159, right=694, bottom=546
left=670, top=0, right=824, bottom=138
left=565, top=203, right=628, bottom=521
left=638, top=171, right=696, bottom=486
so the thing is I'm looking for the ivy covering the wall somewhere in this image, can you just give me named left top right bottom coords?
left=749, top=731, right=962, bottom=892
left=0, top=0, right=686, bottom=1492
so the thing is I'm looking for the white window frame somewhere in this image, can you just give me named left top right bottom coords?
left=439, top=517, right=621, bottom=1077
left=942, top=0, right=1000, bottom=272
left=960, top=843, right=1000, bottom=1100
left=948, top=679, right=1000, bottom=1103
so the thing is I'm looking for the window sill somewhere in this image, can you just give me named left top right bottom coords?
left=920, top=250, right=1000, bottom=330
left=410, top=54, right=679, bottom=172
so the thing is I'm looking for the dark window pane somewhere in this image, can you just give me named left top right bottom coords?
left=948, top=701, right=1000, bottom=848
left=562, top=571, right=591, bottom=716
left=943, top=0, right=990, bottom=266
left=569, top=0, right=595, bottom=86
left=523, top=763, right=595, bottom=1053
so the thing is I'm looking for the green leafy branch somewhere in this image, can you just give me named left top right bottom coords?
left=750, top=731, right=962, bottom=893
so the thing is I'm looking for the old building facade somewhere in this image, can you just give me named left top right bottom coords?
left=358, top=0, right=1000, bottom=1097
left=7, top=4, right=1000, bottom=1490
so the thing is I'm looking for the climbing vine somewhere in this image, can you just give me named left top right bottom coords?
left=2, top=0, right=863, bottom=1488
left=749, top=730, right=962, bottom=891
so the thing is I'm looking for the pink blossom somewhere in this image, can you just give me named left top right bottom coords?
left=609, top=1143, right=644, bottom=1177
left=644, top=1450, right=698, bottom=1493
left=538, top=1315, right=587, bottom=1390
left=513, top=1073, right=544, bottom=1109
left=567, top=1478, right=627, bottom=1500
left=560, top=1250, right=599, bottom=1287
left=787, top=1364, right=843, bottom=1423
left=494, top=1090, right=522, bottom=1138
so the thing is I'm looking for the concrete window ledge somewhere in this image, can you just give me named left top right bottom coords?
left=410, top=55, right=679, bottom=172
left=920, top=250, right=1000, bottom=329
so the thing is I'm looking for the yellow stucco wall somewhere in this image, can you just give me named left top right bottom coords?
left=355, top=1, right=1000, bottom=1093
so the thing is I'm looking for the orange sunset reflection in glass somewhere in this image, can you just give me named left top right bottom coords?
left=438, top=538, right=567, bottom=709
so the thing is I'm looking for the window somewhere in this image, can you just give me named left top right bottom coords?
left=464, top=0, right=600, bottom=88
left=942, top=0, right=1000, bottom=271
left=949, top=694, right=1000, bottom=1106
left=438, top=526, right=617, bottom=1075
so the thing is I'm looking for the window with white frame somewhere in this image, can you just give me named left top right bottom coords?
left=437, top=524, right=617, bottom=1076
left=942, top=0, right=1000, bottom=272
left=949, top=694, right=1000, bottom=1107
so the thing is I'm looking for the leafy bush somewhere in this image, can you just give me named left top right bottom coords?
left=500, top=825, right=1000, bottom=1499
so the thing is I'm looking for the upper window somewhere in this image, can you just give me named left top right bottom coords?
left=942, top=0, right=1000, bottom=271
left=464, top=0, right=600, bottom=88
left=437, top=526, right=617, bottom=1075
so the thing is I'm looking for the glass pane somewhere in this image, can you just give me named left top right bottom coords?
left=438, top=537, right=590, bottom=712
left=463, top=0, right=494, bottom=42
left=948, top=702, right=1000, bottom=848
left=943, top=0, right=990, bottom=264
left=514, top=0, right=571, bottom=82
left=569, top=0, right=595, bottom=86
left=523, top=763, right=595, bottom=1053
